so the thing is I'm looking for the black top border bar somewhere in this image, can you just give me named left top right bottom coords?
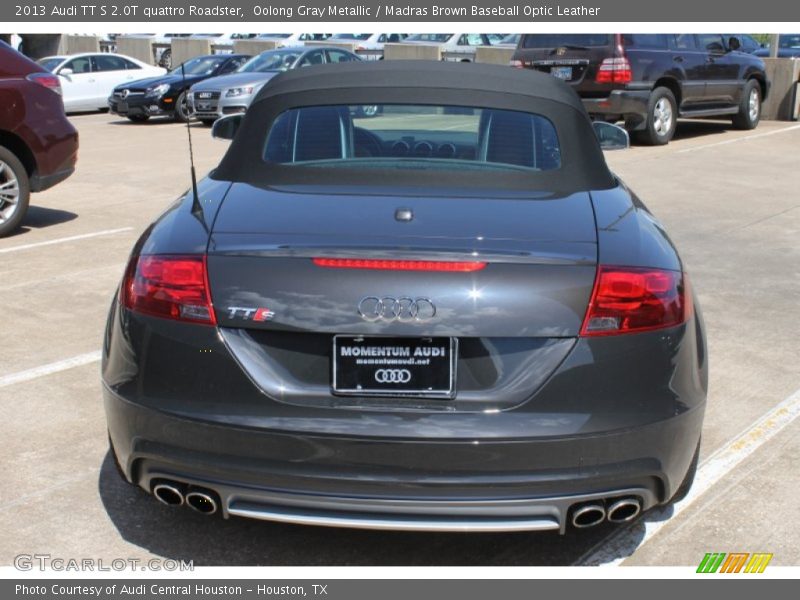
left=4, top=0, right=798, bottom=22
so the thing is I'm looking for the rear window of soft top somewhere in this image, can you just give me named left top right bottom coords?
left=262, top=103, right=561, bottom=174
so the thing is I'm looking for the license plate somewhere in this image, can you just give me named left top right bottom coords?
left=551, top=66, right=573, bottom=80
left=117, top=101, right=128, bottom=112
left=332, top=336, right=456, bottom=398
left=196, top=102, right=211, bottom=110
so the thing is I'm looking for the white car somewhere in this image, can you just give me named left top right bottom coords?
left=328, top=33, right=408, bottom=58
left=38, top=53, right=166, bottom=113
left=255, top=33, right=330, bottom=48
left=188, top=33, right=257, bottom=53
left=400, top=33, right=493, bottom=61
left=493, top=34, right=521, bottom=48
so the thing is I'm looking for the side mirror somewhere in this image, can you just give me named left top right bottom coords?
left=728, top=37, right=741, bottom=52
left=211, top=113, right=243, bottom=141
left=593, top=121, right=630, bottom=151
left=58, top=68, right=73, bottom=78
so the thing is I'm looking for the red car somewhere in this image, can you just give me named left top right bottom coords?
left=0, top=40, right=78, bottom=236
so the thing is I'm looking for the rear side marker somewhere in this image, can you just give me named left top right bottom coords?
left=312, top=258, right=487, bottom=272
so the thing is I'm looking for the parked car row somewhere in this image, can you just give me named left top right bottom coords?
left=112, top=32, right=513, bottom=63
left=107, top=33, right=772, bottom=149
left=188, top=47, right=361, bottom=124
left=108, top=54, right=250, bottom=122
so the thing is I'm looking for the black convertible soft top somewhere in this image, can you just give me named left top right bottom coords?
left=250, top=60, right=586, bottom=111
left=214, top=61, right=615, bottom=193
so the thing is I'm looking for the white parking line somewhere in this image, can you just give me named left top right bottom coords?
left=576, top=386, right=800, bottom=566
left=0, top=227, right=133, bottom=254
left=0, top=351, right=102, bottom=389
left=676, top=124, right=800, bottom=154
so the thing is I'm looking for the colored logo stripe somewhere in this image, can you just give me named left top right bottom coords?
left=744, top=553, right=773, bottom=573
left=697, top=552, right=726, bottom=573
left=720, top=553, right=749, bottom=573
left=697, top=552, right=773, bottom=573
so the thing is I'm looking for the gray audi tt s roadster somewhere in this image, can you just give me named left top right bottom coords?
left=102, top=61, right=707, bottom=533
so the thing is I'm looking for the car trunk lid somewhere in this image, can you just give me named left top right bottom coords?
left=206, top=183, right=597, bottom=338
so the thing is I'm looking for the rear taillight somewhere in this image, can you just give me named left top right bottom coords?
left=595, top=57, right=632, bottom=84
left=26, top=72, right=62, bottom=96
left=121, top=255, right=216, bottom=325
left=581, top=266, right=690, bottom=336
left=312, top=258, right=487, bottom=272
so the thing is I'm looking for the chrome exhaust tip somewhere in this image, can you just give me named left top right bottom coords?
left=152, top=482, right=185, bottom=507
left=571, top=503, right=606, bottom=528
left=185, top=490, right=218, bottom=515
left=607, top=497, right=642, bottom=523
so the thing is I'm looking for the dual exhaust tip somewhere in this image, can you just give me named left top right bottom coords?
left=152, top=481, right=219, bottom=515
left=571, top=497, right=642, bottom=528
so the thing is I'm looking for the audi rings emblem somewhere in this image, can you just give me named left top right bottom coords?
left=357, top=297, right=436, bottom=322
left=374, top=369, right=412, bottom=384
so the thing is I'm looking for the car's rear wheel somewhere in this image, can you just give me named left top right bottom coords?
left=0, top=146, right=31, bottom=237
left=127, top=114, right=149, bottom=123
left=633, top=87, right=677, bottom=145
left=732, top=79, right=761, bottom=130
left=173, top=91, right=191, bottom=123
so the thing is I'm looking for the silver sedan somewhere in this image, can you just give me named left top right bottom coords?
left=189, top=46, right=361, bottom=124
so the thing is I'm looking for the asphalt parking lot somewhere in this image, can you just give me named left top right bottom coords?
left=1, top=113, right=798, bottom=567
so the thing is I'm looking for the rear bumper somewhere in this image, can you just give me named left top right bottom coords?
left=30, top=166, right=75, bottom=193
left=105, top=384, right=704, bottom=533
left=582, top=90, right=651, bottom=127
left=103, top=277, right=707, bottom=533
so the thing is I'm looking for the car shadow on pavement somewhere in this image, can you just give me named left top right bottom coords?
left=97, top=452, right=646, bottom=566
left=7, top=206, right=78, bottom=238
left=671, top=119, right=733, bottom=142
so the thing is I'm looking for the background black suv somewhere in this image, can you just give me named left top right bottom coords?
left=512, top=34, right=769, bottom=144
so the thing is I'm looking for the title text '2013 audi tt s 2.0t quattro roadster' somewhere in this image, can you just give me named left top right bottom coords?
left=103, top=61, right=707, bottom=533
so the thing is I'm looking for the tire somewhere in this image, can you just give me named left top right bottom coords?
left=632, top=86, right=678, bottom=145
left=159, top=48, right=172, bottom=70
left=0, top=146, right=31, bottom=237
left=199, top=118, right=216, bottom=127
left=173, top=91, right=191, bottom=123
left=669, top=439, right=700, bottom=504
left=126, top=114, right=149, bottom=123
left=731, top=79, right=761, bottom=130
left=357, top=105, right=380, bottom=118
